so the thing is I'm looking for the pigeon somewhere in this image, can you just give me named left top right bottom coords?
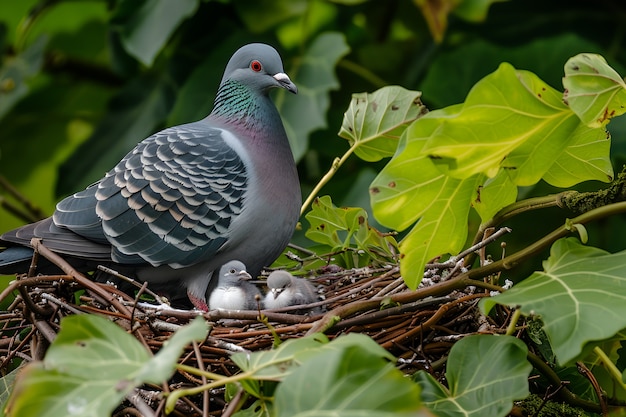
left=0, top=43, right=301, bottom=311
left=264, top=270, right=320, bottom=313
left=208, top=260, right=261, bottom=310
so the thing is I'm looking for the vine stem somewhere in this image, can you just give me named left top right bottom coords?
left=300, top=144, right=357, bottom=216
left=594, top=346, right=626, bottom=391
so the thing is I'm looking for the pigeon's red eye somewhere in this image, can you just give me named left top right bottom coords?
left=250, top=60, right=262, bottom=72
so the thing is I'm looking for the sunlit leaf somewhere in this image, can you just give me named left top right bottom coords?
left=5, top=315, right=208, bottom=417
left=338, top=86, right=426, bottom=162
left=481, top=238, right=626, bottom=365
left=454, top=0, right=509, bottom=22
left=396, top=174, right=479, bottom=289
left=422, top=63, right=582, bottom=184
left=370, top=105, right=462, bottom=231
left=415, top=335, right=531, bottom=417
left=563, top=53, right=626, bottom=128
left=473, top=170, right=517, bottom=221
left=542, top=122, right=613, bottom=187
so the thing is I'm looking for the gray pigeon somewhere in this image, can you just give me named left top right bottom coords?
left=208, top=260, right=261, bottom=310
left=264, top=270, right=320, bottom=312
left=0, top=43, right=301, bottom=311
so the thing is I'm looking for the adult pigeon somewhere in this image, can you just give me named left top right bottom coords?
left=0, top=43, right=301, bottom=311
left=208, top=260, right=261, bottom=310
left=264, top=270, right=320, bottom=313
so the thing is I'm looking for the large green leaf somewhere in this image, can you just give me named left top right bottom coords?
left=422, top=63, right=582, bottom=185
left=563, top=53, right=626, bottom=128
left=397, top=174, right=479, bottom=289
left=415, top=335, right=531, bottom=417
left=272, top=333, right=426, bottom=417
left=481, top=238, right=626, bottom=365
left=370, top=105, right=462, bottom=231
left=112, top=0, right=199, bottom=66
left=542, top=122, right=613, bottom=187
left=277, top=32, right=350, bottom=161
left=338, top=86, right=426, bottom=162
left=370, top=106, right=478, bottom=288
left=5, top=315, right=208, bottom=417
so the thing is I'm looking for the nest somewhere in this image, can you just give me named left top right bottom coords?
left=0, top=238, right=505, bottom=416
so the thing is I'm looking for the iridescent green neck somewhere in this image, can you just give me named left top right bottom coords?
left=209, top=80, right=284, bottom=139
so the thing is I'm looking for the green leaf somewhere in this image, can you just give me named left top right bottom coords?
left=370, top=105, right=463, bottom=231
left=0, top=366, right=19, bottom=416
left=277, top=32, right=350, bottom=161
left=396, top=174, right=479, bottom=289
left=370, top=107, right=478, bottom=288
left=231, top=333, right=329, bottom=381
left=304, top=195, right=398, bottom=267
left=113, top=0, right=199, bottom=66
left=481, top=238, right=626, bottom=365
left=273, top=334, right=425, bottom=417
left=422, top=63, right=582, bottom=185
left=338, top=86, right=426, bottom=162
left=541, top=122, right=613, bottom=187
left=473, top=171, right=517, bottom=222
left=415, top=335, right=531, bottom=417
left=0, top=35, right=46, bottom=120
left=563, top=53, right=626, bottom=128
left=5, top=315, right=208, bottom=417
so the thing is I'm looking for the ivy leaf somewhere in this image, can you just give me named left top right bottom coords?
left=231, top=333, right=329, bottom=381
left=338, top=86, right=426, bottom=162
left=277, top=32, right=350, bottom=161
left=273, top=334, right=426, bottom=417
left=5, top=315, right=208, bottom=417
left=563, top=53, right=626, bottom=128
left=415, top=335, right=531, bottom=417
left=481, top=238, right=626, bottom=365
left=112, top=0, right=199, bottom=66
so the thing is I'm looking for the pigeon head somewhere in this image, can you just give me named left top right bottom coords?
left=219, top=260, right=252, bottom=285
left=220, top=43, right=297, bottom=95
left=266, top=270, right=294, bottom=300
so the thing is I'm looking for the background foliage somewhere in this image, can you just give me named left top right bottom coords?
left=3, top=0, right=626, bottom=416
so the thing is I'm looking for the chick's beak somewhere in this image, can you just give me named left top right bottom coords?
left=238, top=270, right=252, bottom=281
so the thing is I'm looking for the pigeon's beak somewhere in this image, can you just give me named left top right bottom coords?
left=238, top=270, right=252, bottom=281
left=273, top=73, right=297, bottom=94
left=271, top=288, right=284, bottom=299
